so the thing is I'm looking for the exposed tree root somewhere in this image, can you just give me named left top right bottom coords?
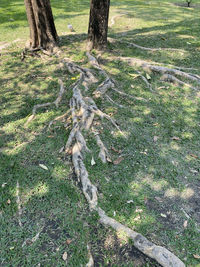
left=125, top=57, right=200, bottom=83
left=48, top=110, right=71, bottom=129
left=161, top=74, right=198, bottom=90
left=60, top=53, right=185, bottom=266
left=92, top=129, right=111, bottom=163
left=30, top=51, right=186, bottom=266
left=108, top=37, right=185, bottom=53
left=105, top=94, right=125, bottom=108
left=86, top=244, right=94, bottom=267
left=136, top=70, right=153, bottom=91
left=109, top=14, right=127, bottom=27
left=111, top=86, right=147, bottom=102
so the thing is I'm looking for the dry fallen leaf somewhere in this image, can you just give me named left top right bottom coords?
left=183, top=220, right=188, bottom=228
left=189, top=154, right=198, bottom=159
left=111, top=146, right=121, bottom=154
left=39, top=164, right=48, bottom=170
left=113, top=157, right=124, bottom=165
left=7, top=199, right=11, bottom=205
left=66, top=239, right=72, bottom=245
left=146, top=73, right=151, bottom=80
left=193, top=254, right=200, bottom=259
left=62, top=252, right=68, bottom=261
left=91, top=157, right=96, bottom=166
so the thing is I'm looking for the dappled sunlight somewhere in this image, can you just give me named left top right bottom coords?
left=142, top=176, right=168, bottom=191
left=164, top=187, right=194, bottom=199
left=23, top=182, right=49, bottom=203
left=181, top=132, right=193, bottom=139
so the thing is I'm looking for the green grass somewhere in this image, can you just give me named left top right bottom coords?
left=0, top=0, right=200, bottom=266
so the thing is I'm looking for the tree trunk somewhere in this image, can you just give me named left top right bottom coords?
left=24, top=0, right=58, bottom=50
left=88, top=0, right=110, bottom=50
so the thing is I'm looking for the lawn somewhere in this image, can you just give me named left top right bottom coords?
left=0, top=0, right=200, bottom=266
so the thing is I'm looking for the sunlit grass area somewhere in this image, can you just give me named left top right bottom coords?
left=0, top=0, right=200, bottom=266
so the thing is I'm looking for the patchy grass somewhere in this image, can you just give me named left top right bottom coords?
left=0, top=0, right=200, bottom=266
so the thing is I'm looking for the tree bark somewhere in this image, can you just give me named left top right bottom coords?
left=24, top=0, right=58, bottom=50
left=88, top=0, right=110, bottom=50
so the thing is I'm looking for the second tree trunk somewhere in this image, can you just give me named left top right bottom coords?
left=88, top=0, right=110, bottom=50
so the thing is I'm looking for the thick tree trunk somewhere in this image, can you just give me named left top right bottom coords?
left=24, top=0, right=58, bottom=50
left=88, top=0, right=110, bottom=50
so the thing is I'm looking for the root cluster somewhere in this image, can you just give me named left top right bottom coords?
left=26, top=49, right=192, bottom=266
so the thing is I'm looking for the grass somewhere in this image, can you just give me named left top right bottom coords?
left=0, top=0, right=200, bottom=266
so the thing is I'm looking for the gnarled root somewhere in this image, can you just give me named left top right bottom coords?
left=108, top=37, right=185, bottom=53
left=63, top=53, right=185, bottom=267
left=97, top=207, right=185, bottom=267
left=31, top=51, right=185, bottom=266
